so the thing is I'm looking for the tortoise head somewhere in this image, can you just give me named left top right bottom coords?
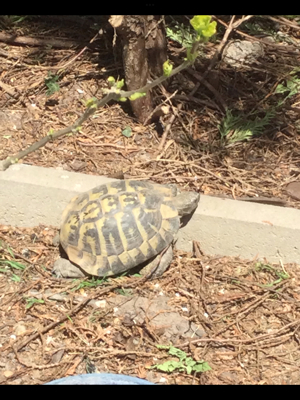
left=173, top=191, right=200, bottom=217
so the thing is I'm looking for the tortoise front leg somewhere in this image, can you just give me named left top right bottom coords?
left=53, top=258, right=87, bottom=278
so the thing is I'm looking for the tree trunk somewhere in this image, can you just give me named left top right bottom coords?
left=109, top=15, right=167, bottom=123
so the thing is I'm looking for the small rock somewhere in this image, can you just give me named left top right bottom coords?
left=21, top=248, right=30, bottom=258
left=50, top=349, right=65, bottom=364
left=70, top=160, right=86, bottom=171
left=286, top=181, right=300, bottom=200
left=222, top=40, right=264, bottom=67
left=14, top=323, right=27, bottom=336
left=219, top=371, right=239, bottom=383
left=3, top=370, right=14, bottom=378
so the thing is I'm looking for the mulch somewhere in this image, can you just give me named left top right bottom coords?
left=1, top=15, right=300, bottom=384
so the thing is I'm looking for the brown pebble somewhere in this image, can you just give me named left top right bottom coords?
left=286, top=181, right=300, bottom=200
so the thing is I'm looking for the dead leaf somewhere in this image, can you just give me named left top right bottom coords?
left=109, top=15, right=124, bottom=28
left=65, top=356, right=83, bottom=376
left=50, top=349, right=65, bottom=364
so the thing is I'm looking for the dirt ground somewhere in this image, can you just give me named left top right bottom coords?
left=1, top=15, right=300, bottom=385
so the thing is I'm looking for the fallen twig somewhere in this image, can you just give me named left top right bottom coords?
left=158, top=104, right=182, bottom=152
left=0, top=32, right=83, bottom=49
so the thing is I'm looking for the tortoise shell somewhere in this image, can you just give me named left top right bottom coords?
left=59, top=180, right=180, bottom=277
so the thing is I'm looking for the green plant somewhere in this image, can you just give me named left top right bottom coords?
left=219, top=108, right=275, bottom=143
left=0, top=240, right=15, bottom=258
left=71, top=276, right=107, bottom=291
left=167, top=15, right=216, bottom=48
left=149, top=345, right=211, bottom=375
left=255, top=262, right=289, bottom=286
left=166, top=22, right=196, bottom=48
left=0, top=259, right=26, bottom=282
left=282, top=15, right=300, bottom=20
left=45, top=72, right=60, bottom=96
left=25, top=297, right=45, bottom=309
left=1, top=259, right=26, bottom=270
left=115, top=288, right=132, bottom=296
left=276, top=73, right=300, bottom=102
left=0, top=258, right=27, bottom=280
left=122, top=126, right=132, bottom=138
left=4, top=15, right=28, bottom=24
left=190, top=15, right=217, bottom=41
left=11, top=274, right=22, bottom=282
left=244, top=20, right=276, bottom=37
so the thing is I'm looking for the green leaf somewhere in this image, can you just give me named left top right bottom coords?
left=202, top=21, right=217, bottom=37
left=25, top=298, right=45, bottom=309
left=193, top=361, right=212, bottom=372
left=119, top=97, right=127, bottom=102
left=186, top=365, right=193, bottom=374
left=47, top=128, right=54, bottom=136
left=166, top=24, right=196, bottom=48
left=275, top=84, right=288, bottom=94
left=72, top=276, right=107, bottom=291
left=185, top=357, right=196, bottom=367
left=10, top=15, right=28, bottom=24
left=190, top=15, right=211, bottom=33
left=190, top=15, right=216, bottom=38
left=66, top=315, right=73, bottom=323
left=153, top=361, right=183, bottom=372
left=6, top=246, right=15, bottom=258
left=122, top=126, right=132, bottom=138
left=115, top=288, right=132, bottom=296
left=169, top=346, right=187, bottom=361
left=45, top=72, right=60, bottom=96
left=116, top=79, right=125, bottom=89
left=163, top=60, right=173, bottom=76
left=3, top=260, right=26, bottom=270
left=107, top=76, right=116, bottom=86
left=84, top=97, right=98, bottom=108
left=129, top=92, right=146, bottom=101
left=11, top=274, right=21, bottom=282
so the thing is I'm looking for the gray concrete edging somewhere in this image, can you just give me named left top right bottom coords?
left=0, top=163, right=299, bottom=264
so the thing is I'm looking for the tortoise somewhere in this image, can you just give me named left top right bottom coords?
left=53, top=180, right=200, bottom=279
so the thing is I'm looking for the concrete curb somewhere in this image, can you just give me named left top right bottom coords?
left=1, top=164, right=299, bottom=264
